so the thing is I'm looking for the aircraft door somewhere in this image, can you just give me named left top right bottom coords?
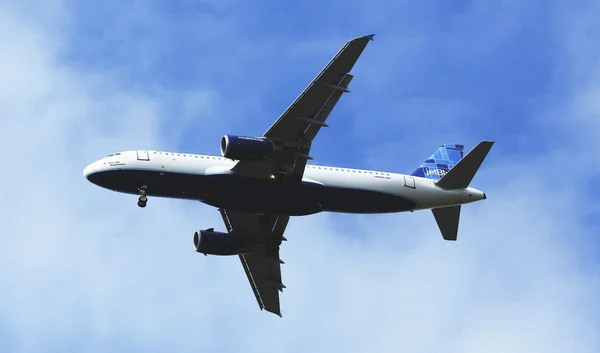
left=403, top=175, right=416, bottom=189
left=136, top=150, right=150, bottom=161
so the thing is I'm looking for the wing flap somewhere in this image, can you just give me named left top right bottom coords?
left=302, top=73, right=353, bottom=142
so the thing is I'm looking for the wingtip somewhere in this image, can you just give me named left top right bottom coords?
left=350, top=34, right=375, bottom=42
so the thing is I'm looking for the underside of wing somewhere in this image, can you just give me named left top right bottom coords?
left=263, top=34, right=374, bottom=142
left=219, top=208, right=289, bottom=317
left=231, top=34, right=375, bottom=181
left=239, top=252, right=285, bottom=316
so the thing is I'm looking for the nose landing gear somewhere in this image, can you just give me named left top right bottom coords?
left=137, top=195, right=147, bottom=208
left=137, top=185, right=148, bottom=208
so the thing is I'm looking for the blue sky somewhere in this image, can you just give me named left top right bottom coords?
left=1, top=0, right=600, bottom=352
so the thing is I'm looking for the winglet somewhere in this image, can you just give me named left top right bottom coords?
left=435, top=141, right=494, bottom=189
left=350, top=34, right=375, bottom=42
left=432, top=206, right=461, bottom=241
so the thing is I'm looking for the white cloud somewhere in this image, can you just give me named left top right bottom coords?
left=0, top=1, right=599, bottom=353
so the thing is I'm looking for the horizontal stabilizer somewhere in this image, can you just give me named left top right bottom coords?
left=432, top=206, right=461, bottom=241
left=435, top=141, right=494, bottom=189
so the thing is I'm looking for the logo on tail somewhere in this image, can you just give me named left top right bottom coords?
left=411, top=144, right=465, bottom=181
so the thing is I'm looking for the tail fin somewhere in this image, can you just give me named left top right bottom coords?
left=435, top=141, right=494, bottom=189
left=411, top=144, right=465, bottom=181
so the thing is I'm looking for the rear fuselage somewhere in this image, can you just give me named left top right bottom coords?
left=83, top=150, right=485, bottom=216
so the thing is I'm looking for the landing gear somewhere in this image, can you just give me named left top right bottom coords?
left=137, top=196, right=147, bottom=208
left=137, top=185, right=148, bottom=208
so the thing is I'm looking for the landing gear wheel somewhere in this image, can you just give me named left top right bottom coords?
left=138, top=195, right=147, bottom=208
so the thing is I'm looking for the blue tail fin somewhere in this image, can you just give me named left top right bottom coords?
left=411, top=144, right=465, bottom=181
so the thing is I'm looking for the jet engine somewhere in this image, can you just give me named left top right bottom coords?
left=220, top=135, right=282, bottom=161
left=193, top=229, right=262, bottom=256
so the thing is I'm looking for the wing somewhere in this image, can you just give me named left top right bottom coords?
left=233, top=34, right=375, bottom=181
left=219, top=208, right=289, bottom=317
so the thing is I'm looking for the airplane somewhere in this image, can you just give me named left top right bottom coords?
left=83, top=34, right=494, bottom=317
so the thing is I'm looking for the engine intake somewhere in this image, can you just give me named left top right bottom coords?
left=193, top=229, right=263, bottom=256
left=220, top=135, right=281, bottom=161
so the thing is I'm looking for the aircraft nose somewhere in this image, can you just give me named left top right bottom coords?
left=83, top=162, right=97, bottom=180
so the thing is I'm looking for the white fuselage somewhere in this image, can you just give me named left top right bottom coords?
left=83, top=150, right=485, bottom=215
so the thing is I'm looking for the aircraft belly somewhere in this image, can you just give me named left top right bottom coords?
left=316, top=186, right=415, bottom=213
left=199, top=175, right=324, bottom=216
left=87, top=169, right=415, bottom=215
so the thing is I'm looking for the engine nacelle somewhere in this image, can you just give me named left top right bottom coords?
left=220, top=135, right=281, bottom=161
left=193, top=229, right=262, bottom=256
